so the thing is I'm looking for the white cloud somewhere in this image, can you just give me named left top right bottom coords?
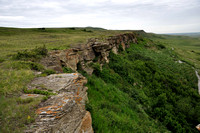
left=0, top=16, right=25, bottom=20
left=0, top=0, right=199, bottom=33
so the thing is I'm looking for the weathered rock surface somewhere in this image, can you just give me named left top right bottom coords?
left=24, top=73, right=93, bottom=133
left=40, top=33, right=137, bottom=75
left=20, top=94, right=43, bottom=99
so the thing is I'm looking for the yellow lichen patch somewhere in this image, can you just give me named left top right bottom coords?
left=75, top=97, right=82, bottom=103
left=27, top=94, right=37, bottom=96
left=36, top=105, right=60, bottom=114
left=77, top=87, right=80, bottom=95
left=46, top=111, right=58, bottom=114
left=73, top=77, right=78, bottom=83
left=55, top=116, right=61, bottom=119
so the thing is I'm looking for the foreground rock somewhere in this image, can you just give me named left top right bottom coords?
left=40, top=33, right=137, bottom=75
left=25, top=73, right=93, bottom=133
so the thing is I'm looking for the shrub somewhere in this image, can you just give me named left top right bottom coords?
left=38, top=28, right=46, bottom=31
left=82, top=29, right=93, bottom=32
left=69, top=28, right=76, bottom=30
left=42, top=69, right=56, bottom=75
left=157, top=44, right=166, bottom=49
left=13, top=45, right=48, bottom=61
left=0, top=58, right=5, bottom=63
left=63, top=66, right=74, bottom=73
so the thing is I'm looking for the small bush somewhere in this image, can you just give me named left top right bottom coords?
left=27, top=62, right=44, bottom=71
left=42, top=96, right=49, bottom=102
left=0, top=58, right=5, bottom=63
left=38, top=28, right=46, bottom=31
left=82, top=29, right=93, bottom=32
left=13, top=45, right=48, bottom=61
left=118, top=44, right=124, bottom=53
left=42, top=69, right=56, bottom=75
left=63, top=66, right=74, bottom=73
left=69, top=28, right=76, bottom=30
left=157, top=44, right=166, bottom=49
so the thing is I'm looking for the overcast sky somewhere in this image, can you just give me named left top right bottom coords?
left=0, top=0, right=200, bottom=33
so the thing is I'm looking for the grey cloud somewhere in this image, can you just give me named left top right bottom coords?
left=0, top=0, right=199, bottom=33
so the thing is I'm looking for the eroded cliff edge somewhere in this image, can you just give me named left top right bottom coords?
left=23, top=33, right=138, bottom=133
left=40, top=33, right=137, bottom=75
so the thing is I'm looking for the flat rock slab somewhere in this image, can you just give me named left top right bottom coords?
left=25, top=73, right=93, bottom=133
left=28, top=73, right=82, bottom=93
left=20, top=94, right=43, bottom=99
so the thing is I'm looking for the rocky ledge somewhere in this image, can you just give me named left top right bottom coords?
left=24, top=73, right=93, bottom=133
left=40, top=33, right=137, bottom=75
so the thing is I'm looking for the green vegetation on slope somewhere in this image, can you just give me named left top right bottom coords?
left=144, top=33, right=200, bottom=70
left=84, top=38, right=200, bottom=132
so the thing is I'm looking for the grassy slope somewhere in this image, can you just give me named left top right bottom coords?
left=84, top=38, right=200, bottom=133
left=144, top=33, right=200, bottom=70
left=0, top=27, right=200, bottom=132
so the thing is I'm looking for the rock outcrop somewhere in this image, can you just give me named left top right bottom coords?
left=40, top=33, right=137, bottom=75
left=24, top=73, right=93, bottom=133
left=23, top=33, right=138, bottom=133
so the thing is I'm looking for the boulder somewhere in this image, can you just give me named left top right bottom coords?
left=25, top=73, right=93, bottom=133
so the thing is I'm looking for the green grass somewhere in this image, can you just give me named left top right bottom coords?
left=86, top=75, right=169, bottom=132
left=0, top=96, right=42, bottom=132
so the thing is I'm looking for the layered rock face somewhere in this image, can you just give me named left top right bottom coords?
left=41, top=33, right=137, bottom=75
left=24, top=73, right=93, bottom=133
left=23, top=33, right=137, bottom=133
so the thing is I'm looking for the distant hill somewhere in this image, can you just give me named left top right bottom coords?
left=165, top=32, right=200, bottom=37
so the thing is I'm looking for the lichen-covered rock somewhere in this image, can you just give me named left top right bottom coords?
left=196, top=124, right=200, bottom=131
left=24, top=73, right=93, bottom=133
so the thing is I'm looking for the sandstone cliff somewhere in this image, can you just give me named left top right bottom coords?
left=40, top=33, right=137, bottom=75
left=23, top=33, right=137, bottom=133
